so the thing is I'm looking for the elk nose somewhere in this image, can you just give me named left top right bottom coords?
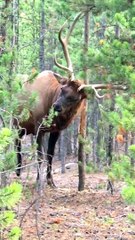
left=53, top=103, right=62, bottom=112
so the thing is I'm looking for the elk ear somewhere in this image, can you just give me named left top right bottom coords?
left=78, top=88, right=87, bottom=99
left=59, top=78, right=68, bottom=85
left=53, top=72, right=68, bottom=85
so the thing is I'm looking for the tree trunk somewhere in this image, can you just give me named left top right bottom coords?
left=78, top=12, right=90, bottom=191
left=73, top=118, right=79, bottom=156
left=78, top=100, right=87, bottom=191
left=106, top=95, right=115, bottom=166
left=130, top=132, right=135, bottom=167
left=0, top=1, right=18, bottom=187
left=59, top=131, right=66, bottom=174
left=39, top=0, right=45, bottom=71
left=10, top=0, right=19, bottom=74
left=66, top=128, right=73, bottom=155
left=91, top=100, right=100, bottom=166
left=96, top=104, right=101, bottom=168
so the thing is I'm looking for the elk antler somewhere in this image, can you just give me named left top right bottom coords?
left=55, top=12, right=84, bottom=81
left=78, top=83, right=127, bottom=99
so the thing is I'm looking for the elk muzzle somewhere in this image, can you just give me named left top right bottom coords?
left=53, top=102, right=62, bottom=112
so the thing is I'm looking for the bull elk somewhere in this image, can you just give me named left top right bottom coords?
left=15, top=12, right=126, bottom=187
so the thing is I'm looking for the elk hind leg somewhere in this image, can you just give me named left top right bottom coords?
left=15, top=138, right=22, bottom=176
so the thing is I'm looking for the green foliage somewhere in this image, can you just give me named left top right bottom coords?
left=0, top=128, right=17, bottom=171
left=108, top=155, right=135, bottom=204
left=107, top=95, right=135, bottom=133
left=127, top=212, right=135, bottom=224
left=78, top=135, right=92, bottom=155
left=0, top=0, right=135, bottom=223
left=85, top=162, right=96, bottom=173
left=43, top=107, right=58, bottom=128
left=0, top=182, right=22, bottom=208
left=83, top=0, right=135, bottom=88
left=128, top=144, right=135, bottom=158
left=108, top=155, right=132, bottom=181
left=0, top=128, right=13, bottom=149
left=122, top=185, right=135, bottom=204
left=0, top=182, right=22, bottom=239
left=8, top=226, right=22, bottom=240
left=27, top=71, right=39, bottom=83
left=108, top=111, right=121, bottom=127
left=103, top=216, right=114, bottom=225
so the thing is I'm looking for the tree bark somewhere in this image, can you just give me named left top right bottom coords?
left=73, top=118, right=79, bottom=156
left=39, top=0, right=45, bottom=71
left=106, top=95, right=115, bottom=166
left=0, top=1, right=10, bottom=54
left=130, top=132, right=135, bottom=167
left=0, top=0, right=14, bottom=188
left=10, top=0, right=19, bottom=74
left=59, top=131, right=66, bottom=174
left=78, top=99, right=87, bottom=191
left=78, top=12, right=90, bottom=191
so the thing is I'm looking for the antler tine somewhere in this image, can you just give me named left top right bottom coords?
left=92, top=86, right=105, bottom=99
left=55, top=12, right=84, bottom=81
left=78, top=83, right=127, bottom=99
left=78, top=83, right=127, bottom=92
left=54, top=54, right=70, bottom=73
left=66, top=12, right=84, bottom=42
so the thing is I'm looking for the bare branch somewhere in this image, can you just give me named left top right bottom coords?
left=19, top=198, right=39, bottom=228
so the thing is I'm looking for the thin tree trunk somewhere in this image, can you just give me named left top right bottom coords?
left=96, top=105, right=101, bottom=168
left=10, top=0, right=19, bottom=74
left=0, top=1, right=10, bottom=50
left=106, top=25, right=120, bottom=166
left=0, top=0, right=14, bottom=188
left=86, top=100, right=93, bottom=164
left=39, top=0, right=45, bottom=71
left=91, top=100, right=97, bottom=164
left=66, top=128, right=72, bottom=155
left=130, top=132, right=135, bottom=167
left=78, top=12, right=90, bottom=191
left=125, top=133, right=129, bottom=155
left=59, top=131, right=66, bottom=173
left=106, top=95, right=115, bottom=166
left=78, top=100, right=87, bottom=191
left=73, top=118, right=79, bottom=156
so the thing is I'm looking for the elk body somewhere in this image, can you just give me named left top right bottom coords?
left=16, top=70, right=86, bottom=186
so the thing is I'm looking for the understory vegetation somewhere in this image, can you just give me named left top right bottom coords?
left=0, top=0, right=135, bottom=239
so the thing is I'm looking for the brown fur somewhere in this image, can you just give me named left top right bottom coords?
left=16, top=70, right=86, bottom=185
left=19, top=71, right=85, bottom=134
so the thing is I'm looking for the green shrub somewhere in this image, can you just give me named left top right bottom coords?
left=0, top=182, right=22, bottom=239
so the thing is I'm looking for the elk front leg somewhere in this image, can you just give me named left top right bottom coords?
left=47, top=132, right=60, bottom=187
left=36, top=132, right=44, bottom=181
left=15, top=138, right=22, bottom=176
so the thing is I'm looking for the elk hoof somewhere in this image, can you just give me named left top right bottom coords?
left=16, top=169, right=21, bottom=177
left=47, top=178, right=56, bottom=188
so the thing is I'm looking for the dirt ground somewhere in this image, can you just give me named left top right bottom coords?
left=14, top=159, right=135, bottom=240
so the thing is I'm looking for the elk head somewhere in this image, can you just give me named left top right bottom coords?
left=54, top=12, right=127, bottom=113
left=53, top=80, right=87, bottom=113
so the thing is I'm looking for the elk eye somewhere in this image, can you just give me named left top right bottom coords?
left=68, top=96, right=77, bottom=102
left=61, top=88, right=66, bottom=94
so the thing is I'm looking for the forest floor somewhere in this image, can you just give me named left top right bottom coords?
left=14, top=158, right=135, bottom=240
